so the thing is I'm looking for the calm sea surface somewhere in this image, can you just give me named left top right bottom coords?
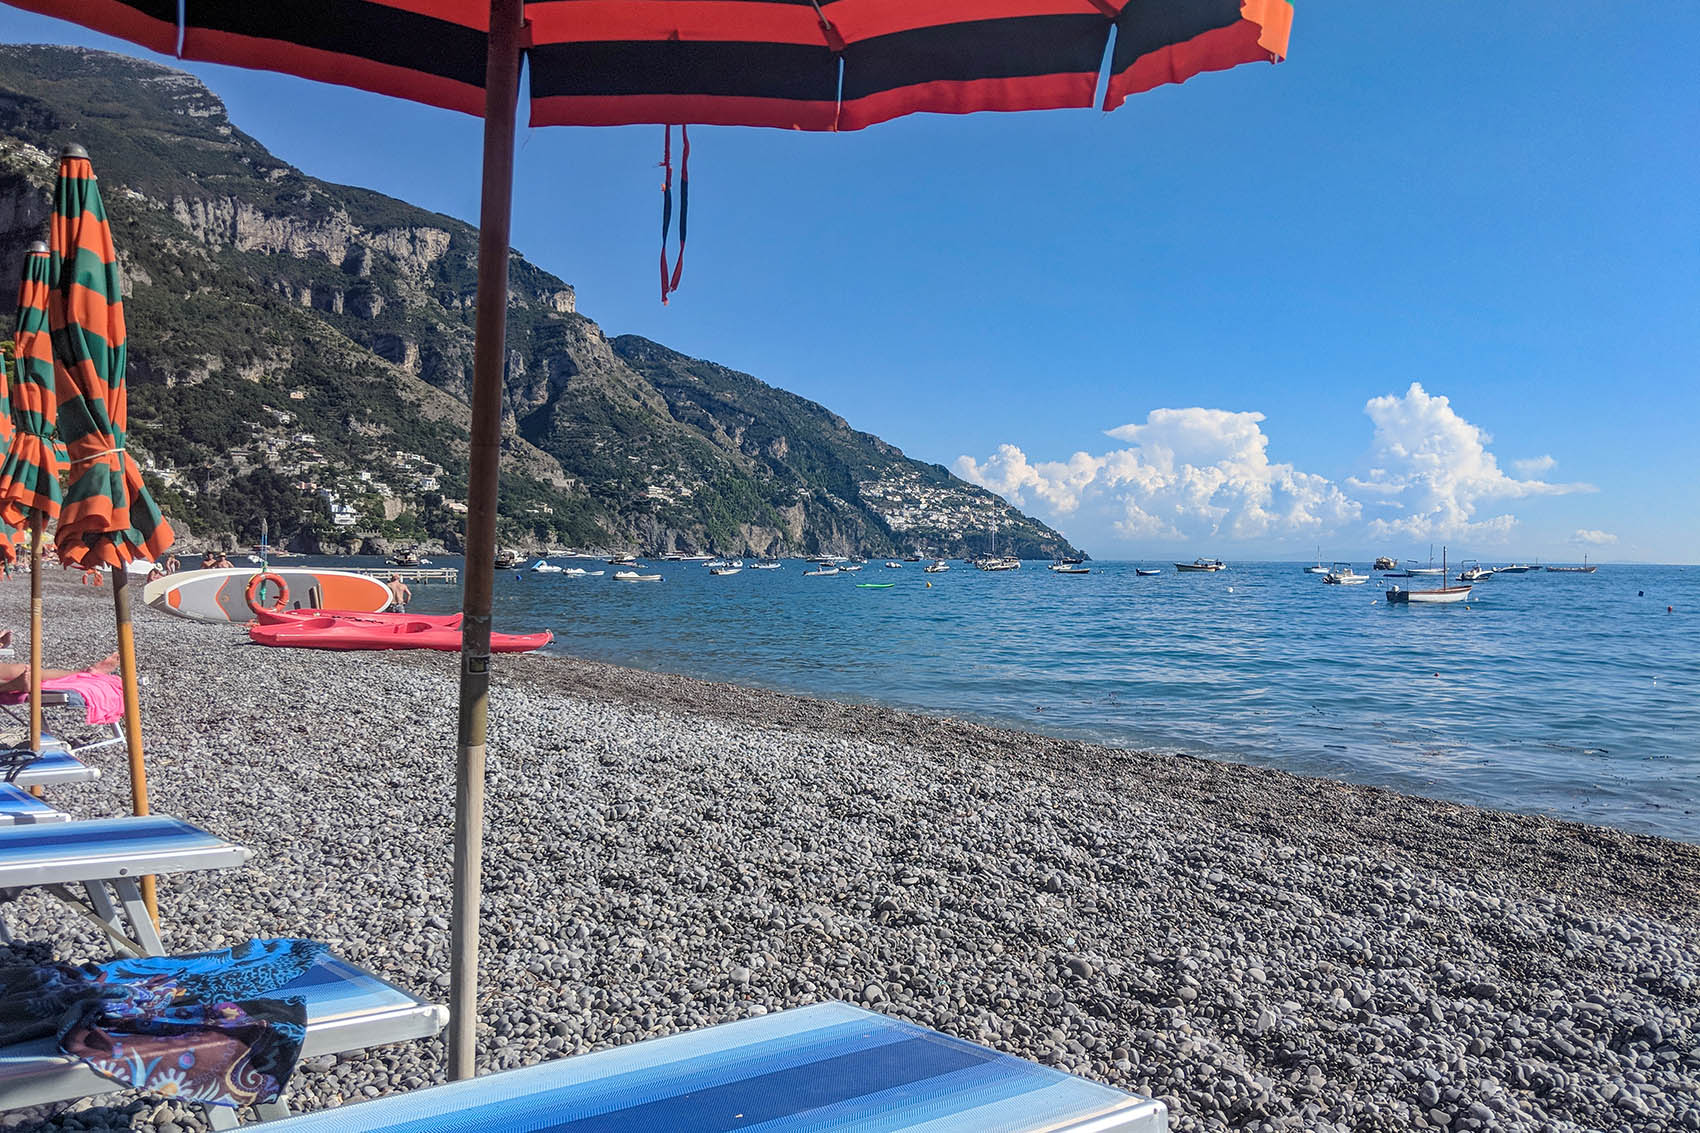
left=368, top=558, right=1697, bottom=842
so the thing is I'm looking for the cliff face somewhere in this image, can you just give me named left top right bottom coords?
left=0, top=45, right=1084, bottom=559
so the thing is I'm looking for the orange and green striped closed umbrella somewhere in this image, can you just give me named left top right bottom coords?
left=0, top=241, right=62, bottom=548
left=49, top=146, right=174, bottom=570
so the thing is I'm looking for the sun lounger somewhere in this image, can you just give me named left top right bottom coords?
left=0, top=783, right=68, bottom=826
left=0, top=680, right=128, bottom=758
left=2, top=747, right=99, bottom=789
left=0, top=816, right=251, bottom=956
left=0, top=950, right=448, bottom=1129
left=258, top=1001, right=1169, bottom=1131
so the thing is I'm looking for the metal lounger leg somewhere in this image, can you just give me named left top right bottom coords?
left=110, top=877, right=166, bottom=956
left=256, top=1099, right=292, bottom=1122
left=204, top=1104, right=240, bottom=1130
left=40, top=882, right=148, bottom=957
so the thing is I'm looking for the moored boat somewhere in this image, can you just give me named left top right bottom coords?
left=1457, top=562, right=1493, bottom=582
left=804, top=564, right=840, bottom=577
left=613, top=570, right=662, bottom=581
left=1304, top=546, right=1330, bottom=574
left=530, top=559, right=563, bottom=574
left=1175, top=558, right=1226, bottom=572
left=1324, top=563, right=1368, bottom=585
left=1546, top=554, right=1597, bottom=574
left=923, top=560, right=949, bottom=573
left=710, top=566, right=742, bottom=575
left=1386, top=548, right=1471, bottom=604
left=1372, top=556, right=1398, bottom=571
left=1135, top=568, right=1161, bottom=576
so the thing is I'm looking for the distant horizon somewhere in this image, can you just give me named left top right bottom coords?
left=2, top=5, right=1694, bottom=564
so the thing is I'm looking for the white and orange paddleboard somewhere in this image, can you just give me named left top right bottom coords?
left=142, top=568, right=393, bottom=624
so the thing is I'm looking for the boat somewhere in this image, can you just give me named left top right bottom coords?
left=1135, top=568, right=1161, bottom=577
left=387, top=545, right=427, bottom=567
left=253, top=607, right=463, bottom=629
left=613, top=571, right=662, bottom=581
left=1406, top=544, right=1443, bottom=575
left=923, top=560, right=949, bottom=573
left=903, top=554, right=923, bottom=562
left=250, top=617, right=551, bottom=653
left=609, top=553, right=639, bottom=566
left=1456, top=561, right=1493, bottom=583
left=974, top=556, right=1020, bottom=571
left=710, top=566, right=742, bottom=576
left=1546, top=554, right=1597, bottom=574
left=840, top=563, right=865, bottom=572
left=143, top=568, right=394, bottom=623
left=804, top=565, right=839, bottom=577
left=857, top=582, right=894, bottom=589
left=1304, top=546, right=1330, bottom=574
left=1049, top=564, right=1090, bottom=574
left=1174, top=558, right=1226, bottom=572
left=493, top=549, right=520, bottom=570
left=1493, top=564, right=1534, bottom=574
left=1323, top=563, right=1368, bottom=585
left=1372, top=556, right=1398, bottom=571
left=883, top=561, right=903, bottom=569
left=562, top=567, right=604, bottom=576
left=749, top=559, right=782, bottom=569
left=1385, top=548, right=1472, bottom=605
left=530, top=559, right=563, bottom=574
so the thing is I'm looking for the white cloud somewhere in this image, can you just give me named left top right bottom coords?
left=1572, top=529, right=1618, bottom=545
left=1353, top=384, right=1593, bottom=542
left=1513, top=455, right=1557, bottom=477
left=955, top=407, right=1359, bottom=542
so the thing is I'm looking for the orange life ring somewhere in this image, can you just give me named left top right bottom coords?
left=245, top=572, right=289, bottom=615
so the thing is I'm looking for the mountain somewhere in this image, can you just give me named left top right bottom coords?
left=0, top=45, right=1084, bottom=560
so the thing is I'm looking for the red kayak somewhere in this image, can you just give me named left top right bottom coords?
left=252, top=607, right=464, bottom=629
left=248, top=617, right=550, bottom=652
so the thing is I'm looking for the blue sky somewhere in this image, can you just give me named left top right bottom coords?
left=4, top=5, right=1695, bottom=562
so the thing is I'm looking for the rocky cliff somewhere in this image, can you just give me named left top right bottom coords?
left=0, top=45, right=1083, bottom=560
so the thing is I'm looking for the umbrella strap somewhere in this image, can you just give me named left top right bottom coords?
left=68, top=445, right=126, bottom=468
left=658, top=126, right=690, bottom=306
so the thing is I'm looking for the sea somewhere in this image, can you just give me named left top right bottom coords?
left=337, top=557, right=1697, bottom=843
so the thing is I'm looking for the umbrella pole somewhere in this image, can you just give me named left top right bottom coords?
left=449, top=0, right=522, bottom=1082
left=110, top=564, right=158, bottom=926
left=27, top=515, right=43, bottom=795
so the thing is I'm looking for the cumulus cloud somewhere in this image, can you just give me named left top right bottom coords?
left=1351, top=384, right=1593, bottom=542
left=955, top=408, right=1359, bottom=542
left=1572, top=529, right=1618, bottom=545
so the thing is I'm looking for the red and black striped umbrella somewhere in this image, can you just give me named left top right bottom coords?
left=11, top=1, right=1290, bottom=129
left=49, top=147, right=175, bottom=570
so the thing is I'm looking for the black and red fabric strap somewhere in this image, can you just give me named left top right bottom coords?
left=659, top=125, right=690, bottom=305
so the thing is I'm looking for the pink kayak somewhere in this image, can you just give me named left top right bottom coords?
left=248, top=617, right=550, bottom=653
left=251, top=607, right=463, bottom=628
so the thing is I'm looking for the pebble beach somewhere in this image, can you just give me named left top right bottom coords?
left=2, top=571, right=1697, bottom=1133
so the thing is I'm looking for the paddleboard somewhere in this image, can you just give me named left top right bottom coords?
left=143, top=568, right=393, bottom=624
left=856, top=583, right=895, bottom=589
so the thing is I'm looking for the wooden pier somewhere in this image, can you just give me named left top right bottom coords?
left=353, top=566, right=459, bottom=584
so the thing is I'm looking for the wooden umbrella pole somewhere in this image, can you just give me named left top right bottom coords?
left=449, top=0, right=522, bottom=1083
left=26, top=514, right=43, bottom=796
left=110, top=564, right=158, bottom=926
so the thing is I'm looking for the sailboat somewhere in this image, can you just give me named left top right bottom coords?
left=1406, top=544, right=1444, bottom=576
left=973, top=528, right=1020, bottom=571
left=1385, top=547, right=1472, bottom=605
left=1303, top=546, right=1329, bottom=574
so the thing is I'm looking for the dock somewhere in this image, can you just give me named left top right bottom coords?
left=352, top=566, right=459, bottom=585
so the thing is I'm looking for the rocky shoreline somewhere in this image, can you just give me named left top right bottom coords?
left=2, top=571, right=1696, bottom=1132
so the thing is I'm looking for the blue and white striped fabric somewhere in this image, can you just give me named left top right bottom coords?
left=265, top=1002, right=1167, bottom=1132
left=0, top=816, right=251, bottom=889
left=0, top=784, right=67, bottom=825
left=5, top=748, right=98, bottom=788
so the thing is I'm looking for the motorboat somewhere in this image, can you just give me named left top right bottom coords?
left=1324, top=563, right=1368, bottom=585
left=804, top=564, right=840, bottom=577
left=609, top=553, right=639, bottom=566
left=387, top=546, right=425, bottom=567
left=1372, top=556, right=1398, bottom=571
left=1049, top=565, right=1091, bottom=575
left=562, top=567, right=604, bottom=576
left=710, top=566, right=742, bottom=576
left=494, top=549, right=520, bottom=569
left=841, top=563, right=865, bottom=572
left=884, top=561, right=903, bottom=569
left=704, top=559, right=729, bottom=568
left=749, top=559, right=782, bottom=569
left=923, top=560, right=949, bottom=573
left=1175, top=558, right=1226, bottom=572
left=974, top=556, right=1021, bottom=571
left=1456, top=562, right=1493, bottom=583
left=530, top=559, right=563, bottom=574
left=613, top=571, right=662, bottom=581
left=1135, top=568, right=1162, bottom=576
left=1494, top=564, right=1533, bottom=574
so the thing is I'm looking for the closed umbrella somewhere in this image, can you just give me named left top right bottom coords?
left=47, top=144, right=177, bottom=924
left=4, top=0, right=1293, bottom=1080
left=0, top=241, right=63, bottom=759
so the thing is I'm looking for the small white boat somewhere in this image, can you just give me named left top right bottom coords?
left=840, top=563, right=864, bottom=572
left=710, top=566, right=742, bottom=576
left=613, top=571, right=662, bottom=581
left=1175, top=558, right=1226, bottom=572
left=563, top=568, right=604, bottom=576
left=973, top=556, right=1021, bottom=572
left=609, top=554, right=639, bottom=566
left=1386, top=548, right=1470, bottom=603
left=1135, top=568, right=1161, bottom=577
left=804, top=565, right=840, bottom=577
left=749, top=559, right=782, bottom=569
left=1493, top=564, right=1533, bottom=574
left=923, top=560, right=949, bottom=573
left=1457, top=562, right=1493, bottom=583
left=704, top=559, right=729, bottom=568
left=1324, top=563, right=1367, bottom=585
left=884, top=561, right=903, bottom=569
left=530, top=560, right=563, bottom=574
left=1303, top=546, right=1329, bottom=574
left=1050, top=565, right=1091, bottom=575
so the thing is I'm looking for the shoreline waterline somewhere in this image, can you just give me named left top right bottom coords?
left=2, top=572, right=1695, bottom=1132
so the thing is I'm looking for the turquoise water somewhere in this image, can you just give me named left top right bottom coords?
left=383, top=559, right=1697, bottom=842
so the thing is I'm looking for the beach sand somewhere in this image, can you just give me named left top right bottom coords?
left=3, top=571, right=1696, bottom=1132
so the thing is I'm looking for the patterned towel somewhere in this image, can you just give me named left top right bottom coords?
left=0, top=938, right=327, bottom=1107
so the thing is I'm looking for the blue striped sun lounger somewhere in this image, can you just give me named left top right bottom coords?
left=4, top=747, right=99, bottom=789
left=0, top=816, right=252, bottom=957
left=262, top=1001, right=1169, bottom=1132
left=0, top=783, right=68, bottom=826
left=0, top=950, right=448, bottom=1130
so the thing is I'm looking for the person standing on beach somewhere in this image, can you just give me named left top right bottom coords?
left=387, top=574, right=412, bottom=612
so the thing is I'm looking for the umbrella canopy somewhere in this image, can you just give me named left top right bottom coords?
left=0, top=241, right=62, bottom=540
left=48, top=146, right=174, bottom=569
left=4, top=0, right=1292, bottom=1084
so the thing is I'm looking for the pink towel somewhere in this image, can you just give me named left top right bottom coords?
left=42, top=672, right=126, bottom=725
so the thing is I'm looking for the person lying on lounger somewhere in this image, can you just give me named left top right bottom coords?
left=0, top=630, right=119, bottom=693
